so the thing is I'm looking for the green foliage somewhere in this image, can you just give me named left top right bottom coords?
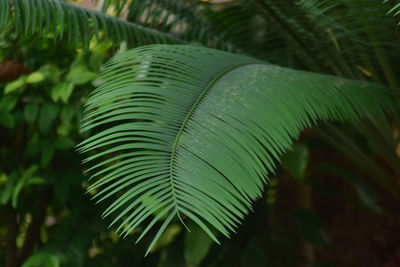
left=295, top=209, right=329, bottom=247
left=4, top=75, right=27, bottom=94
left=384, top=0, right=400, bottom=23
left=0, top=30, right=120, bottom=266
left=281, top=144, right=309, bottom=182
left=0, top=0, right=183, bottom=48
left=22, top=251, right=61, bottom=267
left=184, top=221, right=213, bottom=266
left=1, top=0, right=400, bottom=266
left=78, top=44, right=392, bottom=252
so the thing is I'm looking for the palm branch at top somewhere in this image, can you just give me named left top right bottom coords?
left=0, top=0, right=184, bottom=47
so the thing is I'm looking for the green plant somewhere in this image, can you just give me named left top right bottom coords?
left=77, top=44, right=393, bottom=254
left=1, top=0, right=400, bottom=264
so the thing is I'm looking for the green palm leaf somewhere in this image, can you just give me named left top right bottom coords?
left=0, top=0, right=184, bottom=47
left=385, top=0, right=400, bottom=23
left=103, top=0, right=258, bottom=54
left=78, top=44, right=392, bottom=254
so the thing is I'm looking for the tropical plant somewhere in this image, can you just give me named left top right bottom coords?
left=1, top=0, right=400, bottom=264
left=77, top=44, right=393, bottom=254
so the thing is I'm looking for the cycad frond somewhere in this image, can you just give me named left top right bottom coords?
left=0, top=0, right=184, bottom=47
left=122, top=0, right=255, bottom=53
left=298, top=0, right=397, bottom=42
left=78, top=45, right=391, bottom=254
left=100, top=0, right=267, bottom=56
left=260, top=0, right=400, bottom=78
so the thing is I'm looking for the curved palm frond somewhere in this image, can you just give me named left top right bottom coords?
left=0, top=0, right=184, bottom=47
left=77, top=44, right=392, bottom=254
left=100, top=0, right=270, bottom=57
left=123, top=0, right=258, bottom=54
left=255, top=0, right=400, bottom=80
left=297, top=0, right=399, bottom=49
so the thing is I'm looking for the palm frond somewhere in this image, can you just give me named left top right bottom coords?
left=99, top=0, right=129, bottom=15
left=77, top=44, right=392, bottom=254
left=384, top=0, right=400, bottom=24
left=124, top=0, right=254, bottom=54
left=0, top=0, right=184, bottom=47
left=251, top=0, right=399, bottom=80
left=100, top=0, right=270, bottom=56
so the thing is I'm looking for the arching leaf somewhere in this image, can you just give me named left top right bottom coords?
left=0, top=0, right=184, bottom=47
left=78, top=44, right=392, bottom=253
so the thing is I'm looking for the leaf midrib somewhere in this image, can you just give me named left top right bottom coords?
left=167, top=61, right=258, bottom=216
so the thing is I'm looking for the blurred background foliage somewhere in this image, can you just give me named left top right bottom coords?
left=1, top=0, right=400, bottom=266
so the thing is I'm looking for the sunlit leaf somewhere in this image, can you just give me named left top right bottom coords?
left=4, top=75, right=27, bottom=94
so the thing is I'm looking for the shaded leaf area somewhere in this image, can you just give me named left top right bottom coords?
left=385, top=1, right=400, bottom=23
left=103, top=0, right=310, bottom=62
left=281, top=144, right=309, bottom=182
left=0, top=0, right=183, bottom=48
left=0, top=30, right=121, bottom=267
left=78, top=44, right=392, bottom=252
left=184, top=221, right=213, bottom=266
left=99, top=0, right=400, bottom=79
left=121, top=0, right=262, bottom=55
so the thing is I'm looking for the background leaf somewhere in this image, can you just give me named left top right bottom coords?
left=184, top=221, right=214, bottom=266
left=39, top=103, right=59, bottom=134
left=281, top=144, right=309, bottom=182
left=23, top=103, right=39, bottom=124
